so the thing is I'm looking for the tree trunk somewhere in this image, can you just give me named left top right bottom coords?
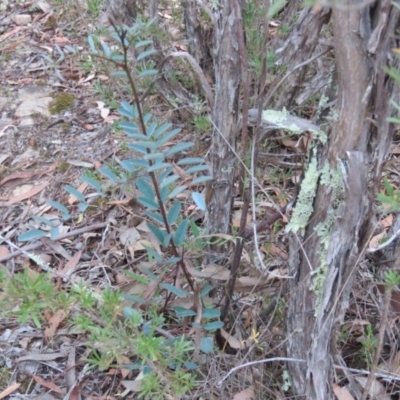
left=182, top=0, right=211, bottom=71
left=205, top=1, right=242, bottom=259
left=286, top=2, right=399, bottom=398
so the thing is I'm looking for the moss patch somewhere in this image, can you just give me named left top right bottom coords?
left=49, top=92, right=75, bottom=115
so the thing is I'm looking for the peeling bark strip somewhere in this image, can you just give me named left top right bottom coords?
left=286, top=2, right=399, bottom=399
left=205, top=0, right=241, bottom=259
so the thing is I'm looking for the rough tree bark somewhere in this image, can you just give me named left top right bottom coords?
left=204, top=1, right=242, bottom=258
left=286, top=2, right=399, bottom=398
left=269, top=6, right=331, bottom=109
left=182, top=0, right=211, bottom=71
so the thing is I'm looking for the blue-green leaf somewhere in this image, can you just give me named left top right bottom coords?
left=138, top=264, right=160, bottom=283
left=184, top=361, right=198, bottom=370
left=160, top=174, right=179, bottom=188
left=165, top=256, right=181, bottom=264
left=199, top=337, right=214, bottom=353
left=192, top=192, right=206, bottom=210
left=128, top=144, right=148, bottom=154
left=50, top=226, right=59, bottom=240
left=146, top=122, right=157, bottom=138
left=143, top=113, right=152, bottom=125
left=88, top=35, right=97, bottom=53
left=164, top=142, right=194, bottom=156
left=168, top=185, right=187, bottom=200
left=174, top=219, right=189, bottom=245
left=147, top=222, right=166, bottom=244
left=200, top=284, right=213, bottom=297
left=98, top=167, right=121, bottom=183
left=148, top=163, right=171, bottom=172
left=64, top=185, right=86, bottom=202
left=120, top=101, right=134, bottom=113
left=177, top=157, right=204, bottom=165
left=142, top=244, right=163, bottom=262
left=111, top=70, right=128, bottom=78
left=123, top=307, right=142, bottom=320
left=144, top=152, right=164, bottom=161
left=33, top=216, right=56, bottom=227
left=163, top=233, right=172, bottom=247
left=126, top=159, right=149, bottom=168
left=18, top=230, right=47, bottom=242
left=81, top=176, right=102, bottom=193
left=47, top=201, right=70, bottom=218
left=167, top=201, right=181, bottom=225
left=191, top=175, right=213, bottom=185
left=202, top=308, right=221, bottom=319
left=122, top=294, right=145, bottom=303
left=120, top=160, right=136, bottom=173
left=154, top=122, right=173, bottom=138
left=119, top=121, right=138, bottom=131
left=137, top=197, right=159, bottom=210
left=134, top=141, right=158, bottom=150
left=118, top=107, right=134, bottom=118
left=135, top=39, right=153, bottom=48
left=172, top=306, right=197, bottom=318
left=139, top=69, right=158, bottom=78
left=160, top=185, right=168, bottom=203
left=64, top=45, right=77, bottom=54
left=203, top=321, right=224, bottom=331
left=161, top=283, right=189, bottom=298
left=110, top=54, right=124, bottom=62
left=136, top=178, right=155, bottom=200
left=145, top=211, right=164, bottom=224
left=155, top=128, right=181, bottom=147
left=186, top=165, right=210, bottom=174
left=137, top=48, right=157, bottom=61
left=78, top=203, right=88, bottom=212
left=123, top=270, right=150, bottom=284
left=101, top=41, right=111, bottom=56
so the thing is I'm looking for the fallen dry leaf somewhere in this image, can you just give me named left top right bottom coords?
left=44, top=309, right=68, bottom=341
left=233, top=386, right=256, bottom=400
left=0, top=382, right=21, bottom=399
left=59, top=250, right=82, bottom=276
left=220, top=328, right=245, bottom=350
left=33, top=375, right=66, bottom=394
left=0, top=170, right=34, bottom=186
left=7, top=181, right=49, bottom=205
left=332, top=383, right=354, bottom=400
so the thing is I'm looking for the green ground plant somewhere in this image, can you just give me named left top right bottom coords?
left=3, top=20, right=223, bottom=399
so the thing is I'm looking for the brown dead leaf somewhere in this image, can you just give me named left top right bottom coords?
left=0, top=170, right=34, bottom=186
left=380, top=214, right=393, bottom=229
left=368, top=231, right=387, bottom=250
left=33, top=375, right=66, bottom=394
left=220, top=328, right=245, bottom=350
left=186, top=263, right=230, bottom=280
left=7, top=181, right=49, bottom=205
left=332, top=383, right=355, bottom=400
left=59, top=250, right=82, bottom=276
left=0, top=382, right=21, bottom=399
left=44, top=309, right=68, bottom=341
left=354, top=377, right=389, bottom=399
left=233, top=386, right=256, bottom=400
left=0, top=246, right=10, bottom=257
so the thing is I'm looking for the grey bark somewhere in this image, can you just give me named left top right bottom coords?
left=182, top=0, right=211, bottom=71
left=269, top=6, right=331, bottom=109
left=205, top=2, right=242, bottom=259
left=286, top=2, right=399, bottom=398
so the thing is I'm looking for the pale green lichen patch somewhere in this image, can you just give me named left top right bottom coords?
left=286, top=154, right=320, bottom=234
left=262, top=109, right=288, bottom=123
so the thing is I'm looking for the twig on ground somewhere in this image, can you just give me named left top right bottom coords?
left=0, top=222, right=108, bottom=263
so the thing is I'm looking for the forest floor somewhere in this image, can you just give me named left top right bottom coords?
left=1, top=0, right=400, bottom=399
